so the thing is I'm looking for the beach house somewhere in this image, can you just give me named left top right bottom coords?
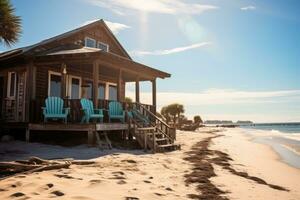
left=0, top=19, right=178, bottom=152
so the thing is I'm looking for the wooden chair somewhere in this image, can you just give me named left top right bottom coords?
left=108, top=101, right=125, bottom=123
left=80, top=98, right=104, bottom=123
left=42, top=97, right=70, bottom=123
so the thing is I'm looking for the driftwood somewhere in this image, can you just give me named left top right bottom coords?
left=0, top=157, right=96, bottom=181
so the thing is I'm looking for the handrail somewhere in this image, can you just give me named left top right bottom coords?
left=134, top=102, right=171, bottom=128
left=133, top=102, right=176, bottom=142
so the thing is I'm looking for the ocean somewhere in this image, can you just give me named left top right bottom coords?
left=240, top=123, right=300, bottom=168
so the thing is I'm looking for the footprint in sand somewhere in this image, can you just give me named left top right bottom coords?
left=71, top=196, right=94, bottom=200
left=154, top=193, right=165, bottom=196
left=112, top=171, right=125, bottom=176
left=121, top=159, right=137, bottom=164
left=10, top=192, right=25, bottom=197
left=143, top=180, right=151, bottom=183
left=51, top=190, right=65, bottom=197
left=117, top=180, right=127, bottom=185
left=125, top=197, right=139, bottom=200
left=89, top=179, right=102, bottom=184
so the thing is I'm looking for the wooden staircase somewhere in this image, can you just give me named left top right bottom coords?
left=129, top=103, right=180, bottom=153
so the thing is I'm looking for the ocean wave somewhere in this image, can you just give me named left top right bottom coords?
left=242, top=128, right=300, bottom=142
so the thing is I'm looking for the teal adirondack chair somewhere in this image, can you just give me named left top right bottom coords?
left=42, top=97, right=70, bottom=123
left=80, top=98, right=104, bottom=123
left=108, top=101, right=125, bottom=123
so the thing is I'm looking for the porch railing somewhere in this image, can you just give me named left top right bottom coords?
left=28, top=97, right=155, bottom=123
left=2, top=99, right=17, bottom=121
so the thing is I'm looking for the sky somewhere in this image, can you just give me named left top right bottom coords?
left=1, top=0, right=300, bottom=122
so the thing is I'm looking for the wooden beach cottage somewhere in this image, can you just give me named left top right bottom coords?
left=0, top=19, right=179, bottom=152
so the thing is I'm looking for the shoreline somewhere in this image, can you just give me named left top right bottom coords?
left=238, top=127, right=300, bottom=169
left=210, top=128, right=300, bottom=199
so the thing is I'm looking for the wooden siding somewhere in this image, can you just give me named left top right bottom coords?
left=33, top=23, right=129, bottom=58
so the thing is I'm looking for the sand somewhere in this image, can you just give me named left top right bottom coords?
left=0, top=127, right=299, bottom=199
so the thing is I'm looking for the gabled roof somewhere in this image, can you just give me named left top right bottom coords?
left=0, top=19, right=131, bottom=60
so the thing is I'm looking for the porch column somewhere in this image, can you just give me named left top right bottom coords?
left=25, top=61, right=34, bottom=122
left=152, top=79, right=157, bottom=114
left=61, top=63, right=67, bottom=99
left=117, top=69, right=122, bottom=101
left=93, top=60, right=99, bottom=108
left=135, top=77, right=140, bottom=103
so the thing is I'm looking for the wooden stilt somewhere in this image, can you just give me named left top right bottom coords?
left=87, top=129, right=94, bottom=146
left=95, top=131, right=104, bottom=150
left=103, top=132, right=112, bottom=149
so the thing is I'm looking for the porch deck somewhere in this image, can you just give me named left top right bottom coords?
left=26, top=122, right=129, bottom=146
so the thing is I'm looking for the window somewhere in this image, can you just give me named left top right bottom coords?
left=7, top=72, right=17, bottom=98
left=85, top=37, right=96, bottom=48
left=97, top=42, right=109, bottom=52
left=48, top=72, right=61, bottom=97
left=108, top=85, right=117, bottom=101
left=68, top=76, right=81, bottom=99
left=98, top=83, right=105, bottom=100
left=85, top=82, right=93, bottom=99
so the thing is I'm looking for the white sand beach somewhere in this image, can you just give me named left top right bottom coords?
left=0, top=127, right=300, bottom=200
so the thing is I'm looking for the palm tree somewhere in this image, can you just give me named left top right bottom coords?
left=0, top=0, right=21, bottom=46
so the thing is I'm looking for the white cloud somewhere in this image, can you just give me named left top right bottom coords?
left=81, top=19, right=130, bottom=34
left=130, top=42, right=211, bottom=56
left=86, top=0, right=218, bottom=15
left=126, top=87, right=300, bottom=106
left=125, top=87, right=300, bottom=122
left=241, top=6, right=256, bottom=11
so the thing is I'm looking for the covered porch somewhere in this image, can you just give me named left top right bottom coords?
left=3, top=47, right=170, bottom=123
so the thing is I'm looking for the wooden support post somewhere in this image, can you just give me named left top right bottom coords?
left=117, top=69, right=122, bottom=102
left=93, top=61, right=99, bottom=108
left=151, top=79, right=157, bottom=114
left=26, top=128, right=30, bottom=142
left=61, top=63, right=67, bottom=99
left=152, top=131, right=156, bottom=153
left=144, top=132, right=147, bottom=152
left=87, top=129, right=94, bottom=147
left=135, top=77, right=140, bottom=103
left=25, top=61, right=34, bottom=122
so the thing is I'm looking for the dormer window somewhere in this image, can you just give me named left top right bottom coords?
left=85, top=37, right=96, bottom=48
left=97, top=42, right=109, bottom=52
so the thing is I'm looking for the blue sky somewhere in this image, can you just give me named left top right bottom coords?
left=1, top=0, right=300, bottom=122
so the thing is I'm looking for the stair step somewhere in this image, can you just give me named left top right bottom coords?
left=157, top=144, right=176, bottom=148
left=155, top=138, right=168, bottom=142
left=137, top=127, right=156, bottom=131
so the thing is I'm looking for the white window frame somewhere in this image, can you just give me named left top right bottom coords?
left=68, top=75, right=82, bottom=99
left=7, top=71, right=17, bottom=98
left=107, top=82, right=117, bottom=101
left=97, top=41, right=109, bottom=52
left=48, top=71, right=62, bottom=97
left=85, top=37, right=96, bottom=48
left=97, top=81, right=106, bottom=100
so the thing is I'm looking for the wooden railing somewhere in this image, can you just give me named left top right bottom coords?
left=133, top=102, right=176, bottom=141
left=28, top=97, right=155, bottom=124
left=2, top=99, right=17, bottom=121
